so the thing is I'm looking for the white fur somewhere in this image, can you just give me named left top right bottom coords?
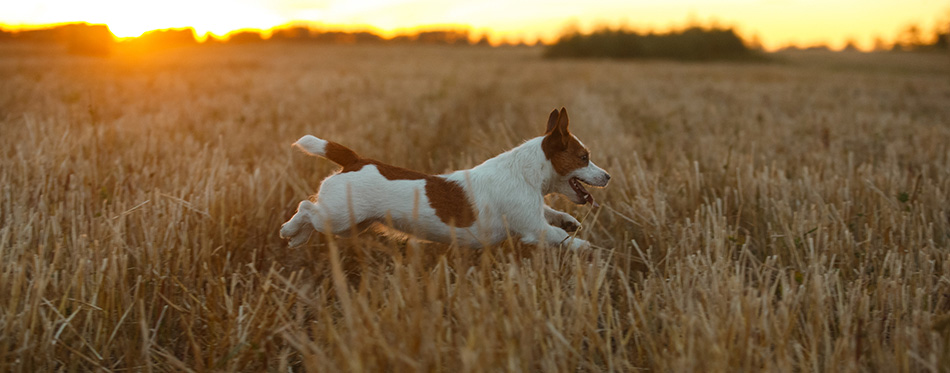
left=293, top=135, right=327, bottom=156
left=280, top=135, right=610, bottom=250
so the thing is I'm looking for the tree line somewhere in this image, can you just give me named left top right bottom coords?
left=0, top=23, right=499, bottom=56
left=2, top=19, right=947, bottom=58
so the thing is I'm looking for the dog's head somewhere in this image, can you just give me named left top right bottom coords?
left=541, top=108, right=610, bottom=206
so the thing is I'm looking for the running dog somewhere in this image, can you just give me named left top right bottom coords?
left=280, top=108, right=609, bottom=250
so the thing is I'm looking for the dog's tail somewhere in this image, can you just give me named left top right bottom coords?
left=293, top=135, right=361, bottom=167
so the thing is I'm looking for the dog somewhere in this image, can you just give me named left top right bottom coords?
left=279, top=107, right=610, bottom=250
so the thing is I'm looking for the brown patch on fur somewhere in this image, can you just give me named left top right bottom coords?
left=342, top=160, right=427, bottom=180
left=424, top=177, right=477, bottom=227
left=337, top=158, right=477, bottom=227
left=324, top=141, right=360, bottom=167
left=542, top=108, right=590, bottom=175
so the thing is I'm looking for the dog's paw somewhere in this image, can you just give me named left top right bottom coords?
left=559, top=216, right=581, bottom=233
left=279, top=220, right=299, bottom=239
left=549, top=213, right=580, bottom=232
left=565, top=237, right=591, bottom=251
left=282, top=216, right=314, bottom=247
left=288, top=230, right=312, bottom=247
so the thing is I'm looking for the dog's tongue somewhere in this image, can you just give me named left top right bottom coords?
left=585, top=193, right=599, bottom=208
left=572, top=177, right=599, bottom=207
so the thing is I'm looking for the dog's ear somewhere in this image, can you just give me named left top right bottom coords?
left=553, top=107, right=571, bottom=147
left=557, top=107, right=570, bottom=135
left=543, top=107, right=572, bottom=151
left=544, top=107, right=571, bottom=136
left=545, top=108, right=559, bottom=134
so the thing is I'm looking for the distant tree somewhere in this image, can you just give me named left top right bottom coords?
left=271, top=27, right=310, bottom=42
left=872, top=36, right=889, bottom=51
left=933, top=18, right=949, bottom=51
left=0, top=23, right=114, bottom=55
left=10, top=26, right=64, bottom=43
left=313, top=31, right=356, bottom=44
left=352, top=32, right=383, bottom=44
left=803, top=44, right=830, bottom=52
left=416, top=30, right=470, bottom=45
left=475, top=34, right=491, bottom=47
left=389, top=34, right=414, bottom=44
left=120, top=28, right=197, bottom=53
left=228, top=31, right=263, bottom=43
left=842, top=39, right=860, bottom=52
left=747, top=34, right=764, bottom=51
left=778, top=44, right=802, bottom=52
left=545, top=26, right=759, bottom=61
left=895, top=24, right=925, bottom=50
left=935, top=31, right=949, bottom=51
left=64, top=24, right=114, bottom=56
left=0, top=28, right=15, bottom=42
left=202, top=32, right=225, bottom=44
left=496, top=38, right=516, bottom=47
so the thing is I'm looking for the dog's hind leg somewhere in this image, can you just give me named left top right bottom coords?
left=281, top=200, right=319, bottom=247
left=281, top=199, right=371, bottom=246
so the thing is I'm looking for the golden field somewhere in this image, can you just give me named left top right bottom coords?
left=1, top=44, right=949, bottom=371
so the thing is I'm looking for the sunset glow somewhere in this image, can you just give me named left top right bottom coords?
left=1, top=0, right=947, bottom=50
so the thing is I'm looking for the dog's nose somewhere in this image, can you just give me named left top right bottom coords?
left=605, top=173, right=611, bottom=181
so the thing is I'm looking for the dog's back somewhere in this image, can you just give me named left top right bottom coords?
left=284, top=135, right=488, bottom=245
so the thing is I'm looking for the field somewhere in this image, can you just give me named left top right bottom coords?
left=1, top=43, right=949, bottom=371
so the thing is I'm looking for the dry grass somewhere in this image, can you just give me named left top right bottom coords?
left=1, top=44, right=949, bottom=372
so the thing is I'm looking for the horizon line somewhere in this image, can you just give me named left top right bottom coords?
left=1, top=20, right=943, bottom=52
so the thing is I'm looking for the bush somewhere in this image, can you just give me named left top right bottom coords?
left=64, top=24, right=115, bottom=56
left=119, top=28, right=198, bottom=53
left=544, top=26, right=761, bottom=61
left=0, top=23, right=115, bottom=56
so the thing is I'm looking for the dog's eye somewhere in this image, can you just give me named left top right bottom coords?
left=580, top=154, right=589, bottom=162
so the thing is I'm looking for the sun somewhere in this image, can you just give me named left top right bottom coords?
left=17, top=0, right=285, bottom=39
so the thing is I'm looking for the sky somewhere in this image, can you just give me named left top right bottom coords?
left=1, top=0, right=948, bottom=50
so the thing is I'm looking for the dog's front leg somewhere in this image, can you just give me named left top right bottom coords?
left=519, top=224, right=590, bottom=250
left=543, top=205, right=581, bottom=232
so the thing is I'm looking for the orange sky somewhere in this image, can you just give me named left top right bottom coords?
left=1, top=0, right=948, bottom=50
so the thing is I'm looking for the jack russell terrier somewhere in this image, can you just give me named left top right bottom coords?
left=280, top=107, right=610, bottom=250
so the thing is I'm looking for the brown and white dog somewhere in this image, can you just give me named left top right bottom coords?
left=280, top=108, right=610, bottom=249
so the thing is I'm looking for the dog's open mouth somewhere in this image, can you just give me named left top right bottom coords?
left=570, top=177, right=597, bottom=206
